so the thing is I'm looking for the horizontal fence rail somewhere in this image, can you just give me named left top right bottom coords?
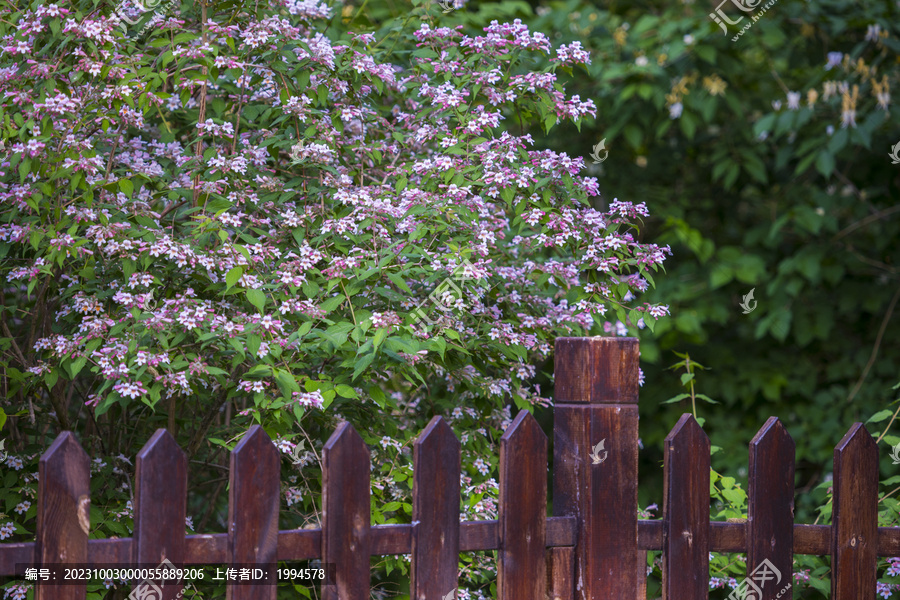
left=0, top=336, right=897, bottom=599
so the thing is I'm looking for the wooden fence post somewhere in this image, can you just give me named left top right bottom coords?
left=35, top=432, right=90, bottom=600
left=552, top=337, right=640, bottom=600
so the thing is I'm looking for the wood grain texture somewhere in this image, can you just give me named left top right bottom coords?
left=412, top=416, right=460, bottom=600
left=547, top=546, right=574, bottom=600
left=228, top=425, right=279, bottom=600
left=662, top=414, right=710, bottom=600
left=554, top=337, right=639, bottom=404
left=35, top=432, right=89, bottom=600
left=553, top=336, right=640, bottom=600
left=747, top=417, right=794, bottom=599
left=498, top=410, right=547, bottom=600
left=134, top=428, right=187, bottom=600
left=322, top=422, right=371, bottom=600
left=831, top=423, right=878, bottom=600
left=0, top=516, right=579, bottom=576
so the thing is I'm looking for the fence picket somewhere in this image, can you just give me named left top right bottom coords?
left=322, top=422, right=371, bottom=600
left=35, top=432, right=90, bottom=600
left=552, top=336, right=640, bottom=600
left=662, top=414, right=710, bottom=600
left=747, top=417, right=794, bottom=598
left=228, top=424, right=279, bottom=600
left=831, top=423, right=878, bottom=600
left=546, top=546, right=575, bottom=600
left=498, top=410, right=547, bottom=600
left=134, top=428, right=188, bottom=600
left=412, top=416, right=460, bottom=600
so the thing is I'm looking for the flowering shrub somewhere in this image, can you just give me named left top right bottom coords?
left=0, top=0, right=670, bottom=596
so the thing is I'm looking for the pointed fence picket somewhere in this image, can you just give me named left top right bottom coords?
left=0, top=336, right=898, bottom=599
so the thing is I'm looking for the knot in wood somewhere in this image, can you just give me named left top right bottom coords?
left=77, top=495, right=90, bottom=536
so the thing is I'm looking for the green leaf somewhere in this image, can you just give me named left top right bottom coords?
left=373, top=327, right=388, bottom=350
left=335, top=384, right=358, bottom=398
left=225, top=266, right=243, bottom=290
left=369, top=385, right=386, bottom=408
left=228, top=336, right=245, bottom=358
left=319, top=295, right=344, bottom=314
left=44, top=369, right=58, bottom=390
left=866, top=409, right=893, bottom=424
left=66, top=356, right=87, bottom=379
left=247, top=334, right=261, bottom=357
left=815, top=151, right=835, bottom=178
left=661, top=393, right=691, bottom=404
left=118, top=178, right=134, bottom=198
left=387, top=272, right=411, bottom=293
left=246, top=288, right=266, bottom=313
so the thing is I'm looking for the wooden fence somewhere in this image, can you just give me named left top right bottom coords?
left=0, top=336, right=896, bottom=599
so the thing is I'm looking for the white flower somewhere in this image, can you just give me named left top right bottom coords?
left=669, top=102, right=683, bottom=119
left=787, top=91, right=801, bottom=110
left=683, top=34, right=694, bottom=45
left=825, top=52, right=843, bottom=70
left=865, top=24, right=881, bottom=42
left=634, top=56, right=648, bottom=67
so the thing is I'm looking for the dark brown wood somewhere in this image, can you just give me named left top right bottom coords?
left=35, top=431, right=90, bottom=600
left=134, top=428, right=188, bottom=600
left=831, top=423, right=878, bottom=600
left=553, top=337, right=640, bottom=600
left=1, top=515, right=580, bottom=576
left=227, top=425, right=279, bottom=600
left=323, top=422, right=371, bottom=600
left=547, top=546, right=574, bottom=600
left=746, top=417, right=794, bottom=599
left=662, top=414, right=710, bottom=600
left=412, top=416, right=460, bottom=600
left=636, top=550, right=647, bottom=600
left=554, top=336, right=639, bottom=405
left=637, top=521, right=852, bottom=555
left=498, top=409, right=547, bottom=600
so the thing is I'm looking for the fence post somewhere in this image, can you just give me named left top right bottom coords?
left=552, top=337, right=640, bottom=600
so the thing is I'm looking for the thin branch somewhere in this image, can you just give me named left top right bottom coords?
left=846, top=285, right=900, bottom=403
left=833, top=204, right=900, bottom=241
